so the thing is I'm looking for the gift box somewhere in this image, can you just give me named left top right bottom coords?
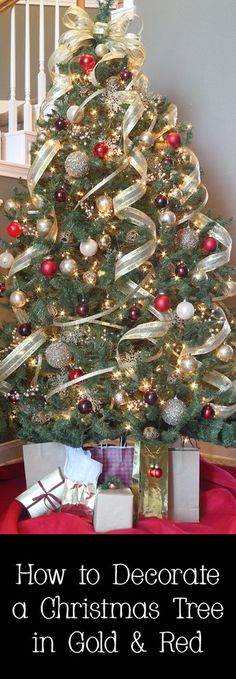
left=23, top=442, right=66, bottom=487
left=93, top=487, right=134, bottom=533
left=61, top=479, right=96, bottom=519
left=16, top=467, right=64, bottom=518
left=168, top=444, right=200, bottom=522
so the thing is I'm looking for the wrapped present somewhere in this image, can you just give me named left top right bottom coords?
left=168, top=441, right=200, bottom=522
left=16, top=467, right=64, bottom=518
left=87, top=444, right=134, bottom=487
left=135, top=441, right=168, bottom=519
left=61, top=479, right=96, bottom=519
left=93, top=487, right=134, bottom=533
left=23, top=442, right=66, bottom=487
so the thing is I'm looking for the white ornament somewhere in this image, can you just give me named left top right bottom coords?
left=192, top=269, right=208, bottom=283
left=0, top=250, right=14, bottom=269
left=36, top=217, right=52, bottom=237
left=96, top=194, right=113, bottom=215
left=178, top=355, right=198, bottom=373
left=59, top=258, right=78, bottom=275
left=176, top=300, right=195, bottom=320
left=216, top=344, right=234, bottom=363
left=80, top=238, right=98, bottom=257
left=66, top=105, right=84, bottom=124
left=95, top=43, right=109, bottom=58
left=159, top=210, right=176, bottom=226
left=9, top=289, right=27, bottom=307
left=162, top=397, right=186, bottom=426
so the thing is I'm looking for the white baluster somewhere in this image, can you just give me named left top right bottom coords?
left=37, top=0, right=46, bottom=108
left=54, top=0, right=60, bottom=50
left=8, top=6, right=17, bottom=133
left=24, top=0, right=32, bottom=132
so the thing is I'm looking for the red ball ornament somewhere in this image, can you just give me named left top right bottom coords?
left=54, top=188, right=68, bottom=203
left=148, top=466, right=155, bottom=477
left=162, top=156, right=174, bottom=166
left=76, top=301, right=89, bottom=317
left=55, top=117, right=69, bottom=131
left=153, top=294, right=171, bottom=313
left=166, top=131, right=182, bottom=149
left=93, top=142, right=109, bottom=160
left=154, top=466, right=163, bottom=478
left=7, top=221, right=23, bottom=238
left=175, top=262, right=189, bottom=278
left=79, top=54, right=96, bottom=72
left=8, top=390, right=19, bottom=404
left=154, top=194, right=168, bottom=209
left=201, top=403, right=215, bottom=419
left=0, top=283, right=5, bottom=297
left=77, top=398, right=92, bottom=414
left=144, top=390, right=158, bottom=405
left=40, top=258, right=58, bottom=277
left=68, top=367, right=85, bottom=382
left=120, top=68, right=133, bottom=82
left=202, top=236, right=218, bottom=253
left=128, top=305, right=141, bottom=321
left=18, top=322, right=31, bottom=337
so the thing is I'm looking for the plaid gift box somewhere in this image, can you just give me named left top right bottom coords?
left=87, top=445, right=134, bottom=487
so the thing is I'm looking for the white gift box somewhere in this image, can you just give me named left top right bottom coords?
left=16, top=467, right=64, bottom=518
left=93, top=487, right=134, bottom=533
left=23, top=442, right=66, bottom=487
left=168, top=447, right=200, bottom=522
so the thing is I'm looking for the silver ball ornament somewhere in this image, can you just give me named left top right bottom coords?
left=95, top=43, right=109, bottom=58
left=143, top=426, right=159, bottom=440
left=66, top=105, right=84, bottom=124
left=176, top=300, right=195, bottom=320
left=139, top=131, right=155, bottom=147
left=45, top=341, right=71, bottom=369
left=96, top=194, right=113, bottom=215
left=37, top=132, right=47, bottom=144
left=216, top=344, right=234, bottom=363
left=65, top=150, right=90, bottom=178
left=159, top=210, right=176, bottom=226
left=114, top=390, right=128, bottom=406
left=0, top=250, right=14, bottom=269
left=169, top=188, right=183, bottom=200
left=80, top=238, right=98, bottom=257
left=4, top=198, right=20, bottom=216
left=36, top=217, right=52, bottom=237
left=178, top=355, right=198, bottom=373
left=59, top=257, right=78, bottom=275
left=162, top=397, right=186, bottom=426
left=9, top=289, right=27, bottom=308
left=192, top=269, right=208, bottom=283
left=179, top=226, right=199, bottom=249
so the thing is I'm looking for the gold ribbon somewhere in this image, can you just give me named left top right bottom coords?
left=0, top=330, right=46, bottom=384
left=28, top=139, right=61, bottom=196
left=8, top=244, right=48, bottom=277
left=46, top=366, right=115, bottom=400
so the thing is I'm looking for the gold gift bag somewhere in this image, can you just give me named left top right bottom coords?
left=135, top=441, right=168, bottom=519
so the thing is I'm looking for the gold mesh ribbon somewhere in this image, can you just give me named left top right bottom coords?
left=0, top=330, right=46, bottom=385
left=135, top=440, right=168, bottom=518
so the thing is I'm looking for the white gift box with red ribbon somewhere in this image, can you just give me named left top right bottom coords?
left=16, top=467, right=64, bottom=518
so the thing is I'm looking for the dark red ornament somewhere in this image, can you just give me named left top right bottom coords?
left=8, top=390, right=19, bottom=404
left=7, top=221, right=23, bottom=238
left=162, top=156, right=174, bottom=166
left=68, top=367, right=85, bottom=382
left=18, top=322, right=31, bottom=337
left=120, top=68, right=133, bottom=82
left=93, top=142, right=109, bottom=160
left=148, top=464, right=163, bottom=478
left=77, top=398, right=92, bottom=414
left=144, top=390, right=158, bottom=405
left=202, top=236, right=218, bottom=253
left=80, top=54, right=96, bottom=72
left=154, top=194, right=168, bottom=209
left=175, top=262, right=189, bottom=278
left=54, top=188, right=68, bottom=203
left=128, top=305, right=141, bottom=321
left=40, top=258, right=58, bottom=277
left=201, top=403, right=215, bottom=419
left=76, top=300, right=89, bottom=317
left=55, top=117, right=69, bottom=132
left=0, top=283, right=5, bottom=297
left=166, top=131, right=182, bottom=149
left=153, top=294, right=171, bottom=313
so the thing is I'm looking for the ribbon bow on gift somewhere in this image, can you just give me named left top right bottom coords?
left=31, top=479, right=63, bottom=512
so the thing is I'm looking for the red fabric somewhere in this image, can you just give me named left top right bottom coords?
left=0, top=458, right=236, bottom=534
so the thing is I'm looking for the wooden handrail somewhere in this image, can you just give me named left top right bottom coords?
left=0, top=0, right=20, bottom=13
left=76, top=0, right=86, bottom=8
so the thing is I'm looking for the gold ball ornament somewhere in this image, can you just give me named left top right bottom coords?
left=143, top=426, right=159, bottom=440
left=95, top=43, right=109, bottom=58
left=216, top=344, right=234, bottom=363
left=4, top=198, right=20, bottom=216
left=65, top=150, right=90, bottom=178
left=45, top=341, right=71, bottom=369
left=83, top=270, right=97, bottom=286
left=59, top=257, right=78, bottom=275
left=36, top=217, right=53, bottom=237
left=139, top=131, right=155, bottom=147
left=178, top=355, right=199, bottom=373
left=9, top=289, right=27, bottom=307
left=66, top=105, right=84, bottom=124
left=98, top=233, right=111, bottom=251
left=114, top=390, right=128, bottom=406
left=96, top=194, right=113, bottom=215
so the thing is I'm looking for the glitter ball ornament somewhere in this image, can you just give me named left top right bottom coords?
left=76, top=300, right=89, bottom=317
left=95, top=43, right=109, bottom=58
left=8, top=390, right=19, bottom=404
left=179, top=226, right=199, bottom=249
left=154, top=294, right=171, bottom=313
left=83, top=270, right=97, bottom=286
left=216, top=344, right=234, bottom=362
left=79, top=54, right=96, bottom=72
left=126, top=229, right=139, bottom=243
left=0, top=283, right=5, bottom=297
left=0, top=250, right=14, bottom=269
left=9, top=289, right=26, bottom=307
left=4, top=198, right=20, bottom=216
left=192, top=269, right=208, bottom=283
left=18, top=322, right=31, bottom=337
left=143, top=426, right=159, bottom=440
left=78, top=398, right=92, bottom=414
left=59, top=257, right=78, bottom=275
left=154, top=194, right=167, bottom=209
left=59, top=231, right=74, bottom=244
left=144, top=390, right=158, bottom=405
left=176, top=300, right=195, bottom=320
left=55, top=117, right=69, bottom=131
left=36, top=217, right=52, bottom=237
left=166, top=131, right=181, bottom=149
left=7, top=220, right=23, bottom=238
left=45, top=341, right=71, bottom=369
left=65, top=150, right=90, bottom=178
left=162, top=397, right=186, bottom=426
left=54, top=188, right=68, bottom=203
left=80, top=238, right=98, bottom=257
left=68, top=367, right=85, bottom=382
left=175, top=263, right=188, bottom=278
left=114, top=390, right=128, bottom=406
left=93, top=142, right=109, bottom=159
left=128, top=305, right=141, bottom=321
left=202, top=236, right=218, bottom=253
left=98, top=233, right=111, bottom=251
left=96, top=194, right=113, bottom=215
left=40, top=258, right=58, bottom=277
left=66, top=105, right=84, bottom=124
left=120, top=68, right=133, bottom=82
left=139, top=131, right=155, bottom=147
left=201, top=403, right=215, bottom=419
left=178, top=355, right=198, bottom=373
left=159, top=210, right=176, bottom=226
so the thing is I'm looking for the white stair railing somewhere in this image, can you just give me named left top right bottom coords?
left=8, top=6, right=17, bottom=133
left=37, top=0, right=46, bottom=110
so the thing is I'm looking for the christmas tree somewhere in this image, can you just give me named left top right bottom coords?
left=1, top=0, right=236, bottom=448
